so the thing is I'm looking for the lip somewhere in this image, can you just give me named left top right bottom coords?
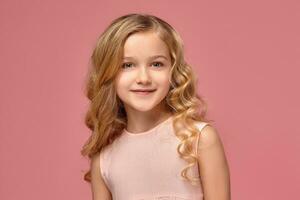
left=131, top=89, right=156, bottom=95
left=131, top=89, right=156, bottom=92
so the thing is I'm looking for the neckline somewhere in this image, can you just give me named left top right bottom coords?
left=124, top=115, right=173, bottom=136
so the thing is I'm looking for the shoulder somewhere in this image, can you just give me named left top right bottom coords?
left=195, top=122, right=222, bottom=150
left=90, top=151, right=112, bottom=199
left=194, top=123, right=231, bottom=199
left=90, top=150, right=106, bottom=177
left=91, top=152, right=101, bottom=172
left=90, top=152, right=101, bottom=185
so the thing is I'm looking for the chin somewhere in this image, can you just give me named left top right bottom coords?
left=132, top=105, right=156, bottom=112
left=129, top=102, right=160, bottom=112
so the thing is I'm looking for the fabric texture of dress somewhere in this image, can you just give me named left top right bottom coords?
left=100, top=115, right=210, bottom=200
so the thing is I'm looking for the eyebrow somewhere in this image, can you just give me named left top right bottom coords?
left=123, top=55, right=168, bottom=60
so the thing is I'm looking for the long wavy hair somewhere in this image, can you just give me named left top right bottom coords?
left=81, top=13, right=213, bottom=186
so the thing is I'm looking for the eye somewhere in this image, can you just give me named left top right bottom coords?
left=152, top=62, right=164, bottom=67
left=121, top=62, right=133, bottom=69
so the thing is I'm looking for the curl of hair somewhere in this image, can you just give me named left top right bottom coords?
left=80, top=13, right=214, bottom=186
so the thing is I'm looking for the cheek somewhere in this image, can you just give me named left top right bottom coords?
left=115, top=73, right=134, bottom=99
left=115, top=75, right=125, bottom=95
left=155, top=72, right=171, bottom=88
left=116, top=73, right=129, bottom=88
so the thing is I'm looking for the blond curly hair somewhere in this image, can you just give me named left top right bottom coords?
left=81, top=13, right=213, bottom=186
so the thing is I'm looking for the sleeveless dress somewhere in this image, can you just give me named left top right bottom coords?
left=99, top=115, right=210, bottom=200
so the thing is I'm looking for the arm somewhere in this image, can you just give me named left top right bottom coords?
left=90, top=152, right=112, bottom=200
left=197, top=125, right=231, bottom=200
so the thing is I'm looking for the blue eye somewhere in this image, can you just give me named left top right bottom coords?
left=122, top=63, right=133, bottom=68
left=152, top=62, right=164, bottom=67
left=121, top=62, right=164, bottom=69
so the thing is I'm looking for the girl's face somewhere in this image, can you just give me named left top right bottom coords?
left=115, top=31, right=172, bottom=113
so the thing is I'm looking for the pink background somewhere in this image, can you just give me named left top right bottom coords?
left=1, top=0, right=299, bottom=199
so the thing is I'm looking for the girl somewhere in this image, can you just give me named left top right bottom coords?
left=81, top=13, right=231, bottom=200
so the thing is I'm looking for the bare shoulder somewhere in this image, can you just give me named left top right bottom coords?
left=90, top=152, right=112, bottom=200
left=197, top=123, right=223, bottom=150
left=196, top=123, right=231, bottom=199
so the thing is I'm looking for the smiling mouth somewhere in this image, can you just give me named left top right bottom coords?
left=131, top=89, right=156, bottom=95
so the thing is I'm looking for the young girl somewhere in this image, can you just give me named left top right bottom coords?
left=81, top=13, right=231, bottom=200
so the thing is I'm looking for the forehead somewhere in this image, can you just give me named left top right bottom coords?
left=123, top=31, right=170, bottom=59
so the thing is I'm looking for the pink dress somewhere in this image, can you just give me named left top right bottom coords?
left=100, top=115, right=209, bottom=200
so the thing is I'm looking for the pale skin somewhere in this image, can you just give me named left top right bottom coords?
left=90, top=31, right=231, bottom=199
left=114, top=30, right=173, bottom=131
left=196, top=125, right=231, bottom=200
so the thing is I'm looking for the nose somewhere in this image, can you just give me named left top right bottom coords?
left=136, top=66, right=151, bottom=84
